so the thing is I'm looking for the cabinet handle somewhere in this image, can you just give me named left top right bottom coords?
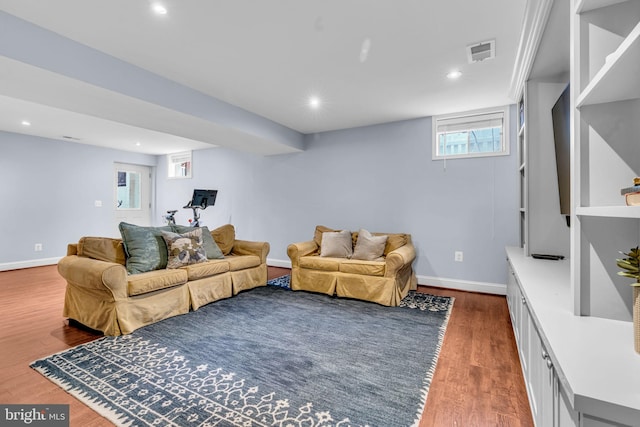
left=546, top=358, right=553, bottom=369
left=521, top=297, right=526, bottom=305
left=542, top=349, right=548, bottom=359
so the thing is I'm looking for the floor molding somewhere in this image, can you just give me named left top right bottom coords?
left=267, top=258, right=292, bottom=269
left=0, top=257, right=61, bottom=272
left=417, top=274, right=506, bottom=295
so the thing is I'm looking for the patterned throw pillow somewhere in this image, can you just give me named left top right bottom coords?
left=161, top=228, right=208, bottom=269
left=172, top=225, right=224, bottom=259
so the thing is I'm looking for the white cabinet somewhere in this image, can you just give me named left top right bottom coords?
left=507, top=261, right=574, bottom=427
left=506, top=250, right=639, bottom=427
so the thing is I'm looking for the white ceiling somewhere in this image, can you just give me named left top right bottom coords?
left=0, top=0, right=527, bottom=155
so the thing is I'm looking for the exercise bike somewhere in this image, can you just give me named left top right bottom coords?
left=164, top=189, right=218, bottom=227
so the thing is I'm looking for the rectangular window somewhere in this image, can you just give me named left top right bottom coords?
left=168, top=151, right=192, bottom=178
left=432, top=106, right=509, bottom=160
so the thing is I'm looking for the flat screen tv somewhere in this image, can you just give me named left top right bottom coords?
left=190, top=189, right=217, bottom=209
left=551, top=84, right=570, bottom=220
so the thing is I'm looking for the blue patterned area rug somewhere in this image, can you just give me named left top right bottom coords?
left=266, top=274, right=291, bottom=289
left=31, top=281, right=453, bottom=427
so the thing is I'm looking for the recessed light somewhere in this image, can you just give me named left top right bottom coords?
left=447, top=70, right=462, bottom=80
left=309, top=96, right=321, bottom=109
left=152, top=3, right=167, bottom=15
left=21, top=120, right=31, bottom=126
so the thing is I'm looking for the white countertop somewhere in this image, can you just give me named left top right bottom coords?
left=506, top=247, right=640, bottom=421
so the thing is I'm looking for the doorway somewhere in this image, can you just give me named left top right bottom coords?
left=114, top=163, right=151, bottom=234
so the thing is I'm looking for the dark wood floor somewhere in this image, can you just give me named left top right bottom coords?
left=0, top=265, right=533, bottom=426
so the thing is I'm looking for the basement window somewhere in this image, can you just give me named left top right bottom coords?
left=168, top=151, right=192, bottom=179
left=432, top=106, right=509, bottom=160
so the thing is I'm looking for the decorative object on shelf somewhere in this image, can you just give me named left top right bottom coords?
left=620, top=177, right=640, bottom=206
left=616, top=246, right=640, bottom=354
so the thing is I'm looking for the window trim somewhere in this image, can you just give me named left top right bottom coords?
left=431, top=105, right=510, bottom=160
left=167, top=151, right=192, bottom=179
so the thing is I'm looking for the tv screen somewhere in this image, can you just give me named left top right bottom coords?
left=191, top=189, right=217, bottom=209
left=551, top=84, right=570, bottom=217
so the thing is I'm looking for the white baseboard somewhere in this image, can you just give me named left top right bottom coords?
left=267, top=258, right=292, bottom=268
left=0, top=257, right=62, bottom=272
left=417, top=274, right=506, bottom=295
left=267, top=258, right=506, bottom=295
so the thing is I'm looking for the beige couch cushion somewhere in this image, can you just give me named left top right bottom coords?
left=181, top=259, right=229, bottom=281
left=211, top=224, right=235, bottom=255
left=313, top=225, right=336, bottom=248
left=127, top=269, right=188, bottom=296
left=352, top=229, right=387, bottom=261
left=384, top=233, right=409, bottom=255
left=340, top=259, right=386, bottom=276
left=315, top=226, right=407, bottom=255
left=299, top=255, right=341, bottom=272
left=226, top=254, right=261, bottom=271
left=320, top=230, right=353, bottom=258
left=78, top=237, right=126, bottom=265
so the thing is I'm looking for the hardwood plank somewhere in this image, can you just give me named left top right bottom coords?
left=0, top=265, right=533, bottom=426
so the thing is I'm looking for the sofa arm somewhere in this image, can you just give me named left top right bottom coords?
left=232, top=240, right=270, bottom=263
left=58, top=255, right=128, bottom=300
left=385, top=243, right=416, bottom=277
left=287, top=240, right=318, bottom=267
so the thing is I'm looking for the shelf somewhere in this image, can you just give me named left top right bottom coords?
left=576, top=205, right=640, bottom=218
left=575, top=0, right=627, bottom=14
left=577, top=20, right=640, bottom=107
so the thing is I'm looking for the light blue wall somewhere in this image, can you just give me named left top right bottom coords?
left=0, top=131, right=156, bottom=265
left=156, top=108, right=519, bottom=285
left=1, top=107, right=518, bottom=284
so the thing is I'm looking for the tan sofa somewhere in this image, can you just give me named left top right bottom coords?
left=287, top=225, right=417, bottom=306
left=58, top=224, right=269, bottom=336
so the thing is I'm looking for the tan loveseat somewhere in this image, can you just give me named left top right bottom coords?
left=287, top=225, right=417, bottom=306
left=58, top=224, right=269, bottom=336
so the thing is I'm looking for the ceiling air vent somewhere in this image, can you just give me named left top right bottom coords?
left=467, top=40, right=495, bottom=63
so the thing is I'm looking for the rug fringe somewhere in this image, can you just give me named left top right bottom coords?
left=31, top=364, right=137, bottom=426
left=411, top=296, right=455, bottom=427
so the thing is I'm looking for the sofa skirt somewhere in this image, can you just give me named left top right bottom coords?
left=291, top=265, right=416, bottom=306
left=64, top=282, right=190, bottom=336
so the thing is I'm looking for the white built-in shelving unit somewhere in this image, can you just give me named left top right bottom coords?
left=506, top=0, right=640, bottom=425
left=571, top=0, right=640, bottom=322
left=518, top=95, right=528, bottom=251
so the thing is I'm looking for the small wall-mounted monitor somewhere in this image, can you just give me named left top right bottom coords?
left=190, top=189, right=218, bottom=209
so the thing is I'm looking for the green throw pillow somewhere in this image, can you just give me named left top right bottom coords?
left=161, top=228, right=208, bottom=269
left=172, top=225, right=224, bottom=259
left=118, top=222, right=173, bottom=274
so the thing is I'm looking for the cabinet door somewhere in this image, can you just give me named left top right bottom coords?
left=525, top=305, right=557, bottom=427
left=507, top=266, right=518, bottom=328
left=557, top=382, right=577, bottom=427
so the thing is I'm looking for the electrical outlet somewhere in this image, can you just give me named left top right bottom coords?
left=34, top=243, right=43, bottom=252
left=454, top=251, right=463, bottom=262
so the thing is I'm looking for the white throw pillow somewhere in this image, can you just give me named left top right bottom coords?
left=320, top=230, right=353, bottom=258
left=351, top=229, right=388, bottom=261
